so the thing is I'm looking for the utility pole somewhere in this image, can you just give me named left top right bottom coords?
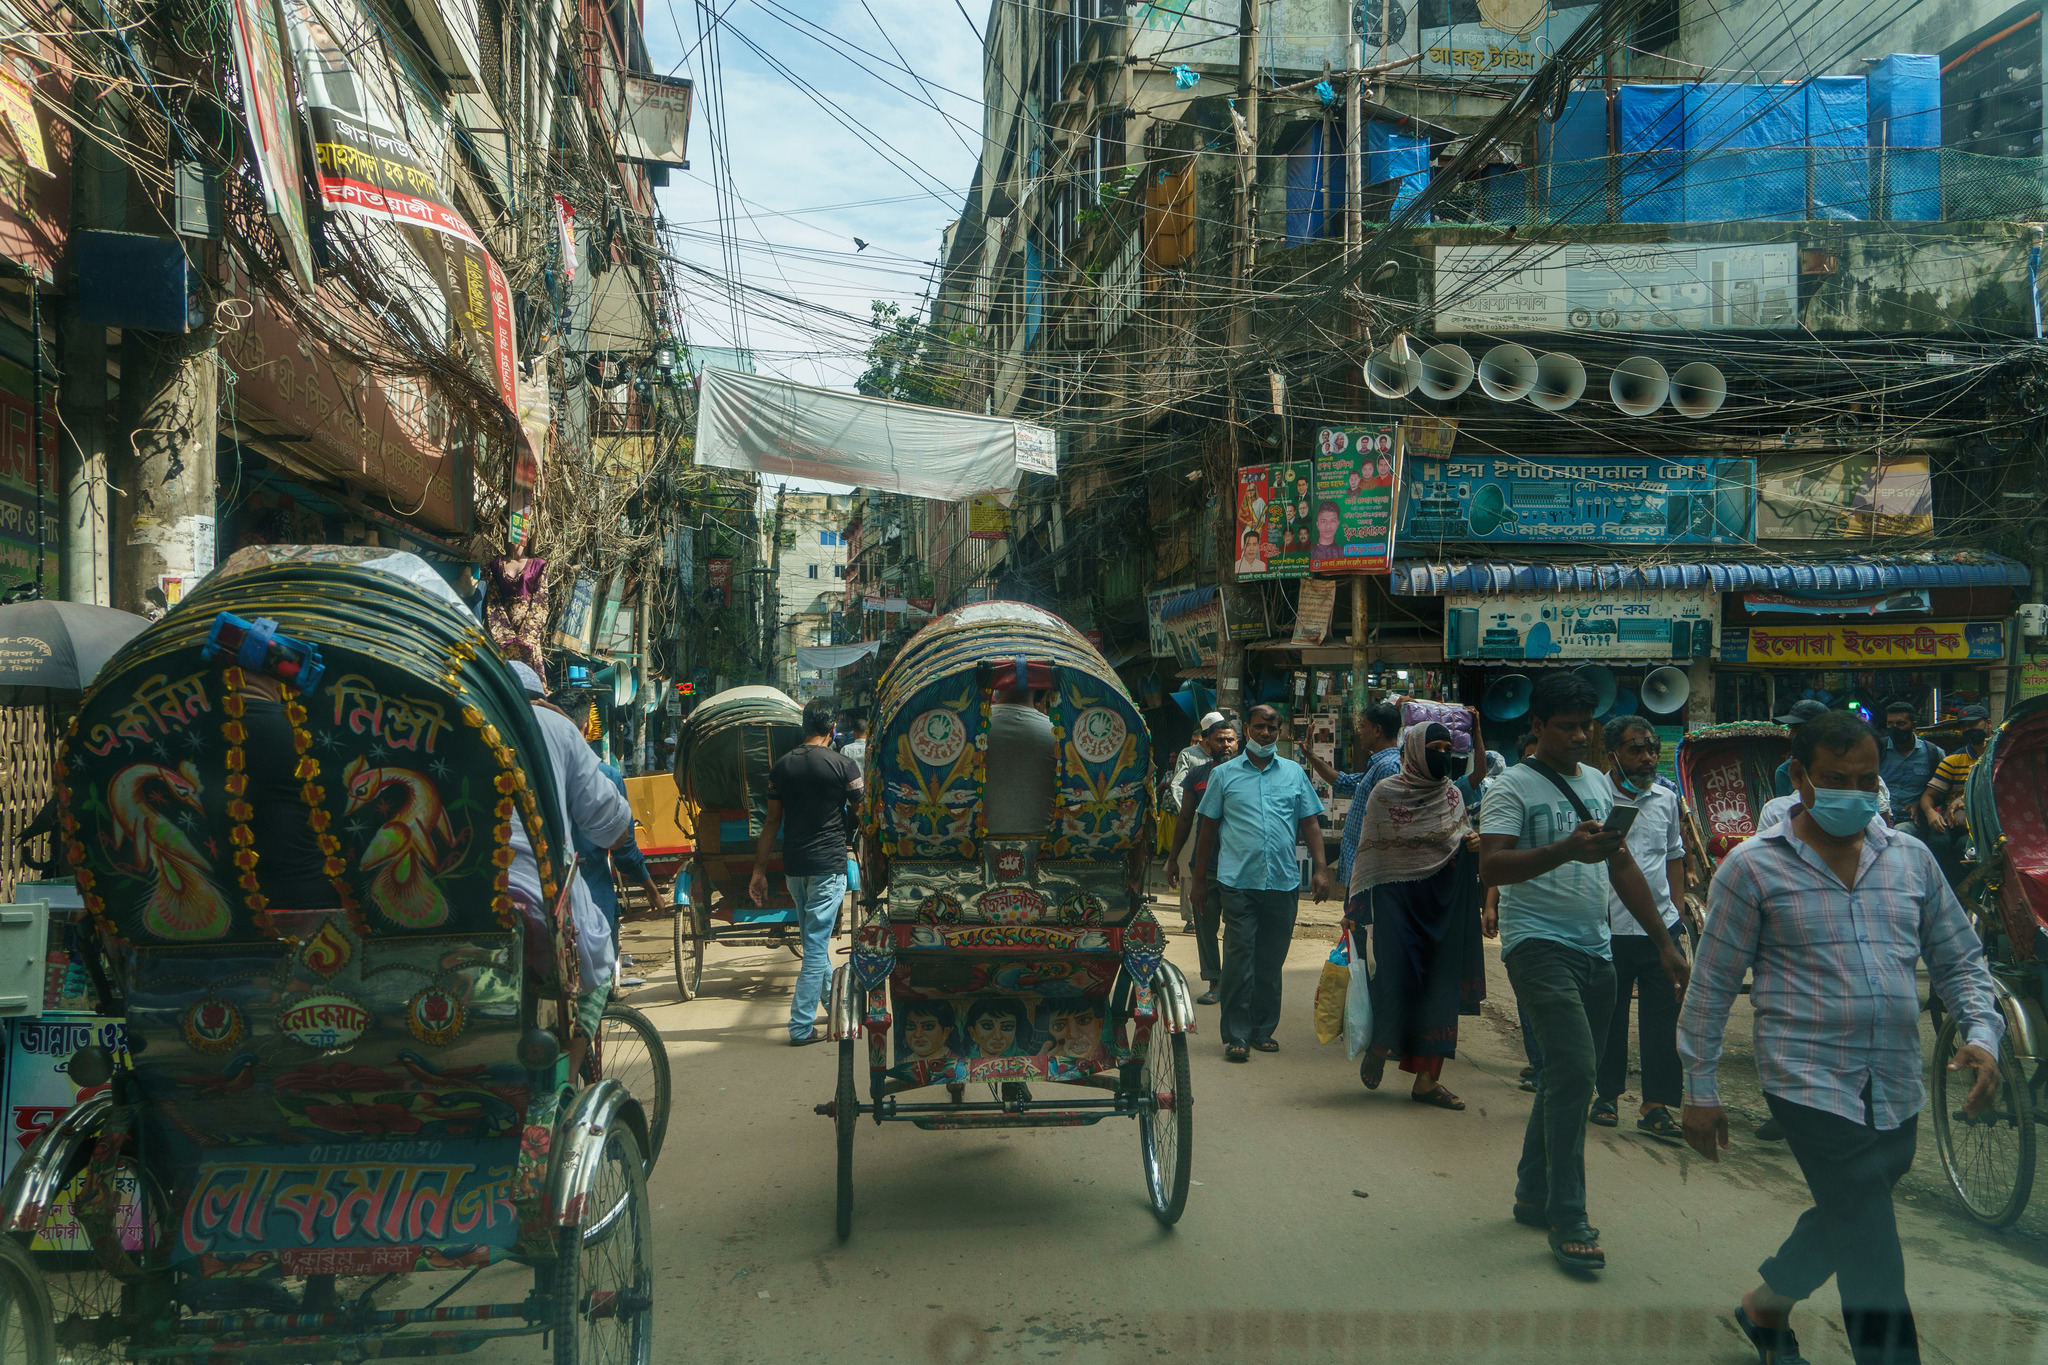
left=1220, top=0, right=1260, bottom=718
left=1345, top=2, right=1362, bottom=263
left=58, top=81, right=115, bottom=605
left=110, top=323, right=217, bottom=618
left=763, top=481, right=786, bottom=687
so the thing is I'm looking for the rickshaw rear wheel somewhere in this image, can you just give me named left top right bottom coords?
left=588, top=1003, right=672, bottom=1173
left=1139, top=1030, right=1193, bottom=1226
left=1932, top=1017, right=2035, bottom=1228
left=553, top=1115, right=653, bottom=1365
left=674, top=874, right=708, bottom=1001
left=835, top=1039, right=858, bottom=1243
left=0, top=1234, right=57, bottom=1365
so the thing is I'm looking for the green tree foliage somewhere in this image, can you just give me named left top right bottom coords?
left=854, top=301, right=968, bottom=407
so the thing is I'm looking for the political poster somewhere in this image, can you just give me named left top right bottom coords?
left=1233, top=463, right=1313, bottom=580
left=1310, top=425, right=1400, bottom=575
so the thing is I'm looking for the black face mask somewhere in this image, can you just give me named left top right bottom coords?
left=1425, top=748, right=1453, bottom=780
left=1965, top=729, right=1988, bottom=749
left=1889, top=728, right=1914, bottom=751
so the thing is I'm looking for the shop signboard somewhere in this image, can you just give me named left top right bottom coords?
left=1398, top=453, right=1755, bottom=545
left=1435, top=242, right=1797, bottom=334
left=1719, top=621, right=2005, bottom=666
left=1741, top=588, right=1930, bottom=616
left=705, top=557, right=732, bottom=608
left=2018, top=653, right=2048, bottom=701
left=1446, top=589, right=1718, bottom=660
left=967, top=496, right=1009, bottom=540
left=0, top=358, right=57, bottom=591
left=1148, top=585, right=1219, bottom=669
left=1310, top=425, right=1400, bottom=575
left=1756, top=453, right=1934, bottom=539
left=4, top=1017, right=142, bottom=1252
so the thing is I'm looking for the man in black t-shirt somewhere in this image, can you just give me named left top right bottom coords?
left=751, top=697, right=864, bottom=1045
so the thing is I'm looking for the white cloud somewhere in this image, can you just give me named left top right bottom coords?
left=647, top=0, right=986, bottom=392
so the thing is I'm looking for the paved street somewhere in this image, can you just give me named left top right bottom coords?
left=605, top=908, right=2048, bottom=1365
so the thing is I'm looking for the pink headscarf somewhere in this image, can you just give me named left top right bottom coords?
left=1349, top=723, right=1470, bottom=894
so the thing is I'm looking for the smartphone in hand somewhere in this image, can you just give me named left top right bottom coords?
left=1601, top=803, right=1640, bottom=838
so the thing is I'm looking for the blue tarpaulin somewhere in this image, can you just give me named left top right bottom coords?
left=1538, top=89, right=1608, bottom=223
left=1617, top=84, right=1685, bottom=222
left=1387, top=554, right=2030, bottom=596
left=1367, top=120, right=1430, bottom=220
left=1023, top=240, right=1042, bottom=347
left=1870, top=53, right=1940, bottom=220
left=1805, top=75, right=1870, bottom=220
left=1682, top=84, right=1804, bottom=221
left=1284, top=123, right=1346, bottom=244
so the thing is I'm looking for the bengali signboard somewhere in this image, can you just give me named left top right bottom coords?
left=1416, top=0, right=1597, bottom=76
left=1756, top=454, right=1934, bottom=539
left=1447, top=589, right=1717, bottom=660
left=1310, top=425, right=1399, bottom=575
left=1434, top=243, right=1797, bottom=334
left=0, top=357, right=57, bottom=590
left=1719, top=622, right=2005, bottom=667
left=1398, top=453, right=1755, bottom=545
left=4, top=1017, right=143, bottom=1252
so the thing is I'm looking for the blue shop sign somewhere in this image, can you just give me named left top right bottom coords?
left=1397, top=455, right=1755, bottom=545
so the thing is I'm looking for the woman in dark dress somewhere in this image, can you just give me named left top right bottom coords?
left=1348, top=723, right=1486, bottom=1110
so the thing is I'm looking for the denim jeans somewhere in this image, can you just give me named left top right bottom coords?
left=1505, top=937, right=1616, bottom=1231
left=785, top=872, right=846, bottom=1039
left=1218, top=886, right=1299, bottom=1047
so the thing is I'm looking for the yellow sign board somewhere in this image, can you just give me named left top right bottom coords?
left=1722, top=621, right=2005, bottom=667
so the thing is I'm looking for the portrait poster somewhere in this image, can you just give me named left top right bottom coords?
left=1242, top=460, right=1315, bottom=579
left=1233, top=465, right=1277, bottom=580
left=1310, top=425, right=1400, bottom=575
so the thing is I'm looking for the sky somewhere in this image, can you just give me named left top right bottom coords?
left=645, top=0, right=987, bottom=400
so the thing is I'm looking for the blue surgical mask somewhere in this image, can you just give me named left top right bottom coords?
left=1806, top=787, right=1880, bottom=837
left=1245, top=739, right=1277, bottom=759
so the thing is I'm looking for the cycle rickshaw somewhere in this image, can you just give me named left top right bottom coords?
left=1931, top=692, right=2048, bottom=1227
left=1675, top=721, right=1791, bottom=879
left=819, top=602, right=1195, bottom=1241
left=668, top=685, right=819, bottom=999
left=2, top=548, right=661, bottom=1363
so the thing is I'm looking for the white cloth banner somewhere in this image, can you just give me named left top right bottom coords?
left=796, top=640, right=883, bottom=671
left=695, top=367, right=1056, bottom=499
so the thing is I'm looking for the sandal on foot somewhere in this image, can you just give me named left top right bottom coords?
left=1590, top=1097, right=1619, bottom=1127
left=1548, top=1224, right=1605, bottom=1271
left=1224, top=1045, right=1249, bottom=1063
left=1512, top=1202, right=1548, bottom=1229
left=1734, top=1306, right=1809, bottom=1365
left=1411, top=1085, right=1465, bottom=1110
left=1359, top=1053, right=1386, bottom=1090
left=1251, top=1037, right=1279, bottom=1053
left=1636, top=1106, right=1685, bottom=1145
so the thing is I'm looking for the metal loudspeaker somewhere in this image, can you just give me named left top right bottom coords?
left=1573, top=664, right=1618, bottom=717
left=1482, top=673, right=1532, bottom=722
left=1417, top=344, right=1475, bottom=400
left=1365, top=349, right=1421, bottom=398
left=1670, top=361, right=1729, bottom=419
left=1478, top=344, right=1538, bottom=402
left=1609, top=356, right=1669, bottom=416
left=1642, top=665, right=1692, bottom=715
left=1529, top=353, right=1587, bottom=411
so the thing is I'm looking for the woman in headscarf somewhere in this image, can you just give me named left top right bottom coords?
left=1350, top=723, right=1487, bottom=1110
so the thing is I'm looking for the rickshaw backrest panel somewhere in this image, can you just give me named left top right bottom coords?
left=1985, top=706, right=2048, bottom=958
left=122, top=921, right=532, bottom=1196
left=1677, top=724, right=1789, bottom=860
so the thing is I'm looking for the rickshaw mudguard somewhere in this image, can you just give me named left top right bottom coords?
left=543, top=1079, right=648, bottom=1230
left=0, top=1092, right=112, bottom=1238
left=1990, top=972, right=2044, bottom=1062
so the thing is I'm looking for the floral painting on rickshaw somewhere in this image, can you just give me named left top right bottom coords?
left=1047, top=675, right=1149, bottom=860
left=874, top=678, right=981, bottom=859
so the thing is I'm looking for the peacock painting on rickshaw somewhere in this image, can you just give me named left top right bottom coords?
left=820, top=601, right=1197, bottom=1242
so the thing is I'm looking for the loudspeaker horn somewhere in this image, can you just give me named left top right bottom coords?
left=1670, top=361, right=1728, bottom=419
left=1417, top=344, right=1475, bottom=401
left=1574, top=664, right=1618, bottom=717
left=1482, top=673, right=1532, bottom=722
left=1642, top=665, right=1692, bottom=715
left=1478, top=344, right=1538, bottom=402
left=1609, top=356, right=1669, bottom=416
left=1603, top=688, right=1638, bottom=721
left=1529, top=352, right=1587, bottom=411
left=1364, top=349, right=1420, bottom=398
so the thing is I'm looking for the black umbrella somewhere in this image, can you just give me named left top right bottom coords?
left=0, top=599, right=149, bottom=699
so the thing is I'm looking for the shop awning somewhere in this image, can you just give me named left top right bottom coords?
left=1388, top=553, right=2031, bottom=596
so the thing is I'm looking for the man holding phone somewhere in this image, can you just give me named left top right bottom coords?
left=1478, top=673, right=1689, bottom=1274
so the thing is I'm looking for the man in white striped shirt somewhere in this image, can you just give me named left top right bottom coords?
left=1678, top=710, right=2003, bottom=1365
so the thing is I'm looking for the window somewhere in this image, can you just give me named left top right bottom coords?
left=808, top=563, right=819, bottom=579
left=820, top=531, right=843, bottom=546
left=833, top=565, right=846, bottom=579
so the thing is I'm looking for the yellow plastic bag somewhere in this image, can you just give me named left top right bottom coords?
left=1313, top=938, right=1350, bottom=1045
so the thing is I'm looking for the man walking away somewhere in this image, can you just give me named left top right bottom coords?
left=751, top=697, right=864, bottom=1045
left=1166, top=718, right=1238, bottom=1004
left=1478, top=673, right=1689, bottom=1273
left=839, top=714, right=869, bottom=767
left=1680, top=709, right=2002, bottom=1365
left=1876, top=700, right=1940, bottom=827
left=1304, top=701, right=1402, bottom=902
left=1191, top=704, right=1330, bottom=1062
left=1592, top=717, right=1690, bottom=1145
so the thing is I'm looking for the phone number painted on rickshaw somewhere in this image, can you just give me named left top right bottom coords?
left=177, top=1139, right=520, bottom=1262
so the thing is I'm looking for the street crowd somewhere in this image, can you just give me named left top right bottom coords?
left=1153, top=675, right=2007, bottom=1365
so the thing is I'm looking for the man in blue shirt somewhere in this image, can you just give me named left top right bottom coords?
left=1876, top=699, right=1942, bottom=825
left=1191, top=704, right=1331, bottom=1063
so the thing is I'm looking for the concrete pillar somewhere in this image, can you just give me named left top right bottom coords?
left=109, top=326, right=217, bottom=617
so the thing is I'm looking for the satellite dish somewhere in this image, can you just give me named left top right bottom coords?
left=1643, top=666, right=1692, bottom=715
left=1468, top=483, right=1520, bottom=536
left=1574, top=664, right=1618, bottom=717
left=1483, top=673, right=1532, bottom=722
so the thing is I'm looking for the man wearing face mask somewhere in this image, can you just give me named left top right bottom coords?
left=1876, top=701, right=1941, bottom=827
left=1680, top=709, right=2003, bottom=1365
left=1916, top=704, right=1988, bottom=892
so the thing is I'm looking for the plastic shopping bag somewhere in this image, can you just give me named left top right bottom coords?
left=1313, top=937, right=1350, bottom=1046
left=1344, top=928, right=1374, bottom=1060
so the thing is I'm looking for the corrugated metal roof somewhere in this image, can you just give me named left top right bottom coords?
left=1388, top=554, right=2031, bottom=596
